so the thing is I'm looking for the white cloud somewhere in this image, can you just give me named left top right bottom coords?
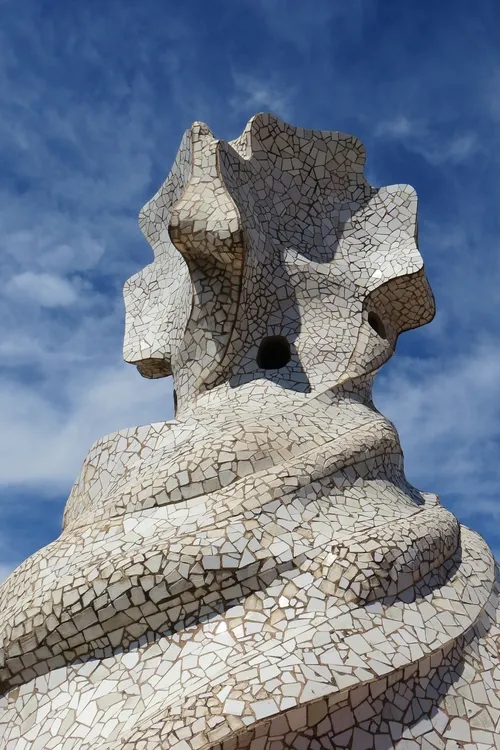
left=375, top=114, right=479, bottom=165
left=374, top=339, right=500, bottom=523
left=375, top=114, right=421, bottom=139
left=0, top=211, right=109, bottom=276
left=230, top=74, right=295, bottom=121
left=0, top=363, right=173, bottom=489
left=0, top=5, right=180, bottom=503
left=0, top=60, right=175, bottom=491
left=6, top=271, right=78, bottom=307
left=444, top=133, right=478, bottom=162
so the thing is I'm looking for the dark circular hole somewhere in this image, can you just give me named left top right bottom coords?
left=368, top=312, right=387, bottom=340
left=256, top=336, right=291, bottom=370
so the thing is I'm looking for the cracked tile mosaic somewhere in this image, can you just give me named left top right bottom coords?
left=0, top=113, right=498, bottom=749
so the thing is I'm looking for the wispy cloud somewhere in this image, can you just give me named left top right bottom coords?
left=0, top=364, right=171, bottom=489
left=5, top=272, right=80, bottom=308
left=230, top=74, right=295, bottom=121
left=0, top=2, right=182, bottom=531
left=375, top=338, right=500, bottom=527
left=375, top=114, right=480, bottom=165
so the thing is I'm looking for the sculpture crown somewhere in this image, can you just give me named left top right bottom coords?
left=123, top=113, right=435, bottom=413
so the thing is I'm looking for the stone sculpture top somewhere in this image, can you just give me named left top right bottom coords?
left=0, top=114, right=498, bottom=750
left=123, top=113, right=434, bottom=413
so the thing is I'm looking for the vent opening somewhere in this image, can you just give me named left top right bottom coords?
left=368, top=312, right=387, bottom=340
left=257, top=336, right=291, bottom=370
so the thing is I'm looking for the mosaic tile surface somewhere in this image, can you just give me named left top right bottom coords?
left=0, top=113, right=498, bottom=749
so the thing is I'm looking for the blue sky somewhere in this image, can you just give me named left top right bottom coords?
left=1, top=0, right=500, bottom=576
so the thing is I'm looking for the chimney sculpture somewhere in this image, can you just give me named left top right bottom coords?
left=1, top=114, right=498, bottom=750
